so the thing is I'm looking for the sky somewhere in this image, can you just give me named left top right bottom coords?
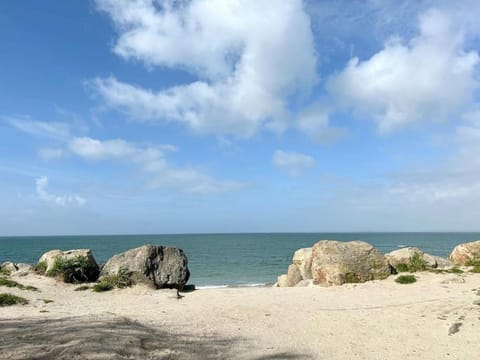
left=1, top=0, right=480, bottom=235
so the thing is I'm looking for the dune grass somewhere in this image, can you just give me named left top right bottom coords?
left=395, top=253, right=428, bottom=273
left=92, top=268, right=132, bottom=292
left=32, top=261, right=47, bottom=275
left=0, top=293, right=28, bottom=306
left=46, top=256, right=98, bottom=283
left=0, top=277, right=38, bottom=291
left=395, top=275, right=417, bottom=284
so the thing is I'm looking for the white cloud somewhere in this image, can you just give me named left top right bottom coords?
left=69, top=136, right=243, bottom=194
left=328, top=9, right=480, bottom=133
left=272, top=150, right=315, bottom=177
left=36, top=177, right=86, bottom=206
left=92, top=0, right=317, bottom=137
left=5, top=115, right=72, bottom=140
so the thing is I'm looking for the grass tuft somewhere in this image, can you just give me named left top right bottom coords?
left=0, top=266, right=11, bottom=276
left=395, top=275, right=417, bottom=284
left=46, top=255, right=99, bottom=283
left=395, top=253, right=428, bottom=273
left=0, top=293, right=28, bottom=306
left=450, top=267, right=464, bottom=274
left=32, top=261, right=47, bottom=275
left=93, top=268, right=132, bottom=292
left=0, top=277, right=38, bottom=291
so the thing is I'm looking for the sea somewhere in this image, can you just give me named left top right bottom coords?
left=0, top=233, right=478, bottom=288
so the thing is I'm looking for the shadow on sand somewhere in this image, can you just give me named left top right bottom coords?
left=0, top=315, right=308, bottom=359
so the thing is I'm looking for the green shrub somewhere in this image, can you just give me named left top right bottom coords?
left=395, top=275, right=417, bottom=284
left=0, top=277, right=38, bottom=291
left=46, top=255, right=99, bottom=283
left=93, top=268, right=132, bottom=292
left=32, top=261, right=47, bottom=275
left=396, top=263, right=409, bottom=272
left=407, top=253, right=428, bottom=272
left=0, top=293, right=28, bottom=306
left=0, top=266, right=11, bottom=276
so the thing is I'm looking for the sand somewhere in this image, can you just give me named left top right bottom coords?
left=1, top=271, right=480, bottom=359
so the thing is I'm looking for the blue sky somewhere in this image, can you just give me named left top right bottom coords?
left=1, top=0, right=480, bottom=235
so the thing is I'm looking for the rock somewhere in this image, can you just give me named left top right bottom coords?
left=286, top=264, right=302, bottom=286
left=295, top=279, right=314, bottom=287
left=1, top=262, right=18, bottom=274
left=38, top=249, right=100, bottom=280
left=311, top=240, right=391, bottom=286
left=385, top=247, right=453, bottom=270
left=101, top=245, right=190, bottom=289
left=449, top=240, right=480, bottom=265
left=385, top=247, right=425, bottom=267
left=292, top=248, right=312, bottom=280
left=277, top=274, right=289, bottom=287
left=423, top=254, right=453, bottom=269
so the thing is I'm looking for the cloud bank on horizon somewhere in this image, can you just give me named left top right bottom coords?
left=1, top=0, right=480, bottom=234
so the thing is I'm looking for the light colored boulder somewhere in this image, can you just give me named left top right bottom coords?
left=385, top=247, right=453, bottom=270
left=1, top=262, right=32, bottom=276
left=385, top=247, right=425, bottom=267
left=287, top=264, right=302, bottom=287
left=38, top=249, right=99, bottom=274
left=449, top=240, right=480, bottom=265
left=295, top=279, right=314, bottom=287
left=311, top=240, right=391, bottom=286
left=101, top=245, right=190, bottom=289
left=276, top=274, right=289, bottom=287
left=292, top=247, right=312, bottom=280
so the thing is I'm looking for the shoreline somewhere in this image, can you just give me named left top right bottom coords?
left=2, top=271, right=480, bottom=359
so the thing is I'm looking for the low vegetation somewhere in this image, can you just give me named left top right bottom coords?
left=32, top=261, right=47, bottom=275
left=0, top=293, right=28, bottom=306
left=46, top=256, right=99, bottom=283
left=396, top=253, right=428, bottom=273
left=0, top=277, right=38, bottom=291
left=92, top=268, right=132, bottom=292
left=449, top=267, right=464, bottom=274
left=395, top=275, right=417, bottom=284
left=466, top=259, right=480, bottom=273
left=0, top=266, right=11, bottom=276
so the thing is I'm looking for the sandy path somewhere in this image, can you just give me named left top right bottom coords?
left=1, top=272, right=480, bottom=359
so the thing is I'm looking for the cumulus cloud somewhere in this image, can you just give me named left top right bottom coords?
left=69, top=137, right=243, bottom=194
left=36, top=177, right=86, bottom=206
left=328, top=9, right=480, bottom=133
left=272, top=150, right=315, bottom=177
left=92, top=0, right=317, bottom=137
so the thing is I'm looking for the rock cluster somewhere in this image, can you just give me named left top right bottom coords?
left=28, top=244, right=190, bottom=289
left=276, top=239, right=480, bottom=287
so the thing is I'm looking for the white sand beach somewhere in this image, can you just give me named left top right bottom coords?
left=1, top=271, right=480, bottom=359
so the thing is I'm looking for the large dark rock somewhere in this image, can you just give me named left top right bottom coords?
left=101, top=245, right=190, bottom=289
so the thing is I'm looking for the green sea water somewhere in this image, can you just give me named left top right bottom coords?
left=1, top=233, right=478, bottom=287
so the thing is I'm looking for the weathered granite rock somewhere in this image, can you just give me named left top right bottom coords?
left=295, top=279, right=314, bottom=287
left=385, top=247, right=453, bottom=270
left=1, top=262, right=32, bottom=276
left=449, top=240, right=480, bottom=265
left=311, top=240, right=391, bottom=286
left=286, top=264, right=302, bottom=287
left=38, top=249, right=100, bottom=278
left=101, top=245, right=190, bottom=289
left=276, top=274, right=289, bottom=287
left=292, top=248, right=312, bottom=280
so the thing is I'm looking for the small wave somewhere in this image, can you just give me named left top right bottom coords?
left=196, top=285, right=229, bottom=290
left=397, top=245, right=408, bottom=248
